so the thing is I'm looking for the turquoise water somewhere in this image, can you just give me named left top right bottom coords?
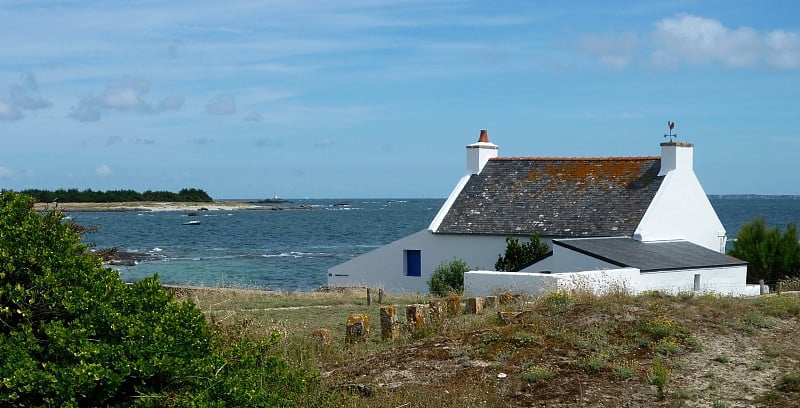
left=74, top=199, right=442, bottom=290
left=72, top=197, right=800, bottom=291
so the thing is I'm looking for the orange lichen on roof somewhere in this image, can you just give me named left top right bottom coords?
left=522, top=157, right=658, bottom=185
left=492, top=156, right=659, bottom=161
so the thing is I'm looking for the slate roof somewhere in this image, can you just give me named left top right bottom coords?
left=554, top=237, right=747, bottom=272
left=435, top=156, right=664, bottom=237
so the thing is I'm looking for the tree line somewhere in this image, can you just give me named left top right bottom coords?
left=11, top=187, right=213, bottom=203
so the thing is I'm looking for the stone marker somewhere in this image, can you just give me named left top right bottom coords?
left=380, top=306, right=399, bottom=340
left=464, top=297, right=484, bottom=315
left=406, top=304, right=426, bottom=331
left=484, top=295, right=498, bottom=309
left=312, top=327, right=332, bottom=344
left=429, top=300, right=445, bottom=324
left=345, top=313, right=370, bottom=343
left=446, top=295, right=462, bottom=317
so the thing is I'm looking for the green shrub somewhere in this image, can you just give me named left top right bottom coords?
left=0, top=192, right=319, bottom=406
left=428, top=258, right=470, bottom=296
left=495, top=233, right=550, bottom=272
left=728, top=218, right=800, bottom=283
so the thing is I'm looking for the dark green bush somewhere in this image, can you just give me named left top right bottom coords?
left=728, top=218, right=800, bottom=283
left=495, top=233, right=550, bottom=272
left=428, top=258, right=470, bottom=296
left=0, top=191, right=318, bottom=407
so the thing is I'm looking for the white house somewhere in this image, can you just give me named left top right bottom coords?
left=328, top=130, right=758, bottom=296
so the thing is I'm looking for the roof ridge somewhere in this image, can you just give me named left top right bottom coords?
left=491, top=156, right=660, bottom=162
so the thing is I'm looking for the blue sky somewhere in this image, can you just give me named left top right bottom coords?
left=1, top=1, right=798, bottom=199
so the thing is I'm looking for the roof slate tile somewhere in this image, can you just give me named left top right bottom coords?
left=435, top=156, right=663, bottom=236
left=554, top=237, right=746, bottom=271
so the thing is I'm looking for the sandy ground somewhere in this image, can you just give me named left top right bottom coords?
left=33, top=201, right=284, bottom=212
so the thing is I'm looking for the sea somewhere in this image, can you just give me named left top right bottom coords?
left=70, top=197, right=800, bottom=292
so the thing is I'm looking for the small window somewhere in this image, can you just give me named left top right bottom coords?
left=405, top=250, right=421, bottom=277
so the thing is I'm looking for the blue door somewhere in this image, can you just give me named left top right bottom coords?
left=406, top=250, right=421, bottom=277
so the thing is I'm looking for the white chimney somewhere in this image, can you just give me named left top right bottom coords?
left=658, top=141, right=693, bottom=176
left=466, top=129, right=498, bottom=175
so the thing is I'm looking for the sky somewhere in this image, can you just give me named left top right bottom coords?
left=1, top=1, right=799, bottom=199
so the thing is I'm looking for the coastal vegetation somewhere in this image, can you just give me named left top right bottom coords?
left=0, top=192, right=320, bottom=406
left=495, top=233, right=550, bottom=272
left=427, top=258, right=470, bottom=296
left=728, top=218, right=800, bottom=285
left=13, top=187, right=213, bottom=203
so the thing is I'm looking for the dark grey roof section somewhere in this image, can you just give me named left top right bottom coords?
left=435, top=157, right=664, bottom=237
left=554, top=237, right=747, bottom=272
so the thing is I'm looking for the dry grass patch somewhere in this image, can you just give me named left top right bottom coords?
left=176, top=286, right=800, bottom=407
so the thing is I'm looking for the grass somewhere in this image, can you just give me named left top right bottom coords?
left=174, top=286, right=800, bottom=407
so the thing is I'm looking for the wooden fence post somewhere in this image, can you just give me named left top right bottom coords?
left=759, top=279, right=765, bottom=295
left=366, top=288, right=372, bottom=305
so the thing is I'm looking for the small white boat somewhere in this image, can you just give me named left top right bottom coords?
left=183, top=220, right=201, bottom=225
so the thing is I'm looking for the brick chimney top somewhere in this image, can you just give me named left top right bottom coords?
left=478, top=129, right=489, bottom=143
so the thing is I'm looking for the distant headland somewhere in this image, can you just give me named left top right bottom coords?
left=16, top=188, right=213, bottom=203
left=6, top=188, right=314, bottom=212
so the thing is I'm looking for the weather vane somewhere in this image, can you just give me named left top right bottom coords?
left=664, top=121, right=677, bottom=142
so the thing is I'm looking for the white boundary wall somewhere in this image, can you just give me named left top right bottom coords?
left=465, top=266, right=761, bottom=297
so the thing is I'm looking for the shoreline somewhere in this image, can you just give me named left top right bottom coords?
left=33, top=201, right=313, bottom=212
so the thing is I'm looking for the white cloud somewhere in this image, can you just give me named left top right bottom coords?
left=68, top=78, right=184, bottom=121
left=95, top=164, right=112, bottom=176
left=134, top=137, right=156, bottom=145
left=103, top=86, right=145, bottom=110
left=106, top=135, right=122, bottom=146
left=206, top=94, right=236, bottom=115
left=68, top=97, right=102, bottom=122
left=244, top=111, right=263, bottom=122
left=252, top=137, right=284, bottom=147
left=314, top=138, right=335, bottom=147
left=574, top=32, right=639, bottom=70
left=651, top=13, right=800, bottom=69
left=158, top=94, right=185, bottom=111
left=0, top=72, right=51, bottom=120
left=189, top=137, right=213, bottom=145
left=765, top=30, right=800, bottom=69
left=0, top=100, right=22, bottom=120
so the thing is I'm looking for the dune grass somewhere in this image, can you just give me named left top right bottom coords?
left=174, top=286, right=800, bottom=407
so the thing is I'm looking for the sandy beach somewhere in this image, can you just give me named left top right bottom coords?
left=32, top=201, right=302, bottom=212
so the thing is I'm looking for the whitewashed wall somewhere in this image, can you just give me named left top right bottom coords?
left=632, top=265, right=758, bottom=296
left=465, top=265, right=759, bottom=297
left=634, top=145, right=727, bottom=252
left=464, top=268, right=640, bottom=297
left=327, top=230, right=510, bottom=293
